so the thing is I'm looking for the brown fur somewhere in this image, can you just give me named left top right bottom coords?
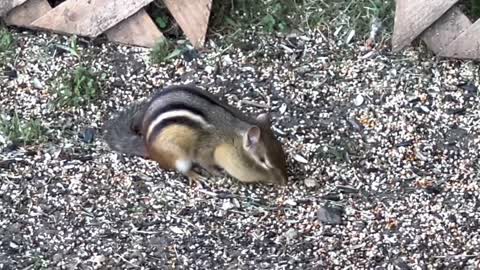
left=214, top=141, right=270, bottom=184
left=105, top=85, right=289, bottom=186
left=147, top=125, right=199, bottom=171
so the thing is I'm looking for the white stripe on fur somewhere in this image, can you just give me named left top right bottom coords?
left=146, top=110, right=208, bottom=141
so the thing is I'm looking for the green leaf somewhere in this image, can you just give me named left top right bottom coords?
left=155, top=16, right=168, bottom=29
left=261, top=14, right=276, bottom=32
left=164, top=48, right=183, bottom=61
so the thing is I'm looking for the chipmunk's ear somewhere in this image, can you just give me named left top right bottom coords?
left=244, top=126, right=261, bottom=149
left=256, top=113, right=271, bottom=126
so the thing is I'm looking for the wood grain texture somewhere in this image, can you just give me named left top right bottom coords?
left=106, top=8, right=165, bottom=48
left=0, top=0, right=28, bottom=17
left=30, top=0, right=153, bottom=37
left=421, top=7, right=472, bottom=54
left=392, top=0, right=459, bottom=52
left=163, top=0, right=212, bottom=48
left=4, top=0, right=52, bottom=27
left=438, top=19, right=480, bottom=59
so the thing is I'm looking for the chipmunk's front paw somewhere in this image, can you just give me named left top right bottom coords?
left=185, top=170, right=209, bottom=189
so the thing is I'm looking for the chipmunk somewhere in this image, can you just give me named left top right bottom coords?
left=103, top=84, right=288, bottom=186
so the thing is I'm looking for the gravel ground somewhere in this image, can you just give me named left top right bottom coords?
left=1, top=27, right=480, bottom=270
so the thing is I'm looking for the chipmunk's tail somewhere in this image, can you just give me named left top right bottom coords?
left=103, top=101, right=149, bottom=158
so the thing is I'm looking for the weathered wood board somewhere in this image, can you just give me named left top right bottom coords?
left=0, top=0, right=28, bottom=17
left=392, top=0, right=460, bottom=52
left=31, top=0, right=154, bottom=38
left=4, top=0, right=52, bottom=27
left=106, top=9, right=165, bottom=48
left=392, top=0, right=480, bottom=60
left=1, top=0, right=212, bottom=49
left=438, top=20, right=480, bottom=59
left=163, top=0, right=212, bottom=48
left=421, top=7, right=471, bottom=54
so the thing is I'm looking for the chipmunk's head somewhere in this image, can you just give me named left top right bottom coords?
left=242, top=113, right=288, bottom=186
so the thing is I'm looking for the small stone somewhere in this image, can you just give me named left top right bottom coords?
left=3, top=143, right=19, bottom=153
left=9, top=242, right=19, bottom=250
left=395, top=258, right=412, bottom=270
left=53, top=253, right=64, bottom=263
left=321, top=193, right=341, bottom=201
left=80, top=127, right=96, bottom=143
left=446, top=107, right=466, bottom=115
left=304, top=177, right=318, bottom=188
left=294, top=65, right=312, bottom=75
left=222, top=55, right=233, bottom=66
left=360, top=51, right=376, bottom=59
left=89, top=255, right=106, bottom=265
left=293, top=154, right=308, bottom=164
left=6, top=69, right=17, bottom=80
left=345, top=29, right=355, bottom=44
left=414, top=105, right=430, bottom=114
left=353, top=95, right=364, bottom=106
left=279, top=103, right=287, bottom=114
left=231, top=198, right=240, bottom=208
left=419, top=105, right=430, bottom=113
left=32, top=78, right=43, bottom=89
left=347, top=117, right=364, bottom=132
left=317, top=205, right=344, bottom=225
left=407, top=96, right=421, bottom=104
left=205, top=65, right=216, bottom=74
left=183, top=49, right=198, bottom=62
left=285, top=228, right=299, bottom=242
left=169, top=226, right=184, bottom=235
left=396, top=140, right=414, bottom=147
left=336, top=185, right=358, bottom=194
left=458, top=82, right=478, bottom=96
left=284, top=199, right=297, bottom=206
left=222, top=200, right=236, bottom=211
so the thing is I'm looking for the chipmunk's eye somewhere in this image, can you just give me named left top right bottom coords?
left=259, top=157, right=266, bottom=163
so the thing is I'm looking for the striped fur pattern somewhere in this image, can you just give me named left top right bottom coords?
left=104, top=84, right=288, bottom=186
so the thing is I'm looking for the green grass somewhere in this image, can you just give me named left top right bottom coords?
left=304, top=0, right=395, bottom=37
left=210, top=0, right=301, bottom=34
left=460, top=0, right=480, bottom=20
left=0, top=25, right=14, bottom=52
left=208, top=0, right=395, bottom=43
left=149, top=39, right=184, bottom=64
left=0, top=112, right=46, bottom=145
left=54, top=66, right=103, bottom=108
left=0, top=25, right=15, bottom=70
left=147, top=0, right=395, bottom=61
left=51, top=35, right=81, bottom=58
left=471, top=0, right=480, bottom=18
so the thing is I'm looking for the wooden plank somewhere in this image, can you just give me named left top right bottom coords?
left=30, top=0, right=153, bottom=38
left=392, top=0, right=460, bottom=52
left=106, top=8, right=165, bottom=48
left=438, top=19, right=480, bottom=59
left=4, top=0, right=52, bottom=27
left=421, top=7, right=472, bottom=54
left=0, top=0, right=28, bottom=17
left=163, top=0, right=212, bottom=48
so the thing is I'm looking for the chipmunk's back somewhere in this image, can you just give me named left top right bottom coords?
left=142, top=85, right=256, bottom=141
